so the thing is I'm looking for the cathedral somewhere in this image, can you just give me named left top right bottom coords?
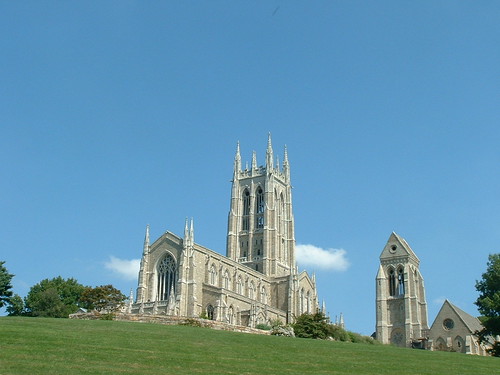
left=131, top=135, right=319, bottom=327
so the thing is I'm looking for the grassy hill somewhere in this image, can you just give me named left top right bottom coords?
left=0, top=317, right=497, bottom=374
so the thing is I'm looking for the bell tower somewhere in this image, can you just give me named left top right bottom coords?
left=226, top=134, right=295, bottom=277
left=376, top=232, right=429, bottom=347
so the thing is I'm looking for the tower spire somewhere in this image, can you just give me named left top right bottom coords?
left=283, top=145, right=290, bottom=181
left=189, top=218, right=194, bottom=245
left=266, top=133, right=274, bottom=170
left=252, top=150, right=258, bottom=171
left=143, top=224, right=150, bottom=255
left=234, top=141, right=241, bottom=176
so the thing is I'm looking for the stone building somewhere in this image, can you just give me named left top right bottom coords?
left=375, top=232, right=429, bottom=347
left=375, top=233, right=491, bottom=355
left=131, top=135, right=319, bottom=327
left=429, top=300, right=490, bottom=355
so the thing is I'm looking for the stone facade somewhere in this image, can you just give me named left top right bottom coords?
left=375, top=232, right=429, bottom=347
left=429, top=300, right=490, bottom=355
left=376, top=233, right=491, bottom=355
left=131, top=135, right=319, bottom=327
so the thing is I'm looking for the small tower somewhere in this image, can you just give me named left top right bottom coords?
left=375, top=232, right=429, bottom=347
left=136, top=224, right=150, bottom=303
left=226, top=134, right=296, bottom=277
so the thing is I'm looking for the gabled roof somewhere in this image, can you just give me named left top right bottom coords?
left=446, top=300, right=483, bottom=333
left=379, top=232, right=420, bottom=265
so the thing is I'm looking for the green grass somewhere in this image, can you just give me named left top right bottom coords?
left=0, top=317, right=497, bottom=374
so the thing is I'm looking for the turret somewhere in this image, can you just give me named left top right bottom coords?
left=266, top=133, right=274, bottom=170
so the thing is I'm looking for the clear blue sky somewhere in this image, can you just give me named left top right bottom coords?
left=1, top=2, right=499, bottom=335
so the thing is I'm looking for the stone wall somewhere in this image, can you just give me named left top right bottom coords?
left=70, top=312, right=271, bottom=335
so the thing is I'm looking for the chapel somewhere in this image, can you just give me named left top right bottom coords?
left=131, top=135, right=319, bottom=327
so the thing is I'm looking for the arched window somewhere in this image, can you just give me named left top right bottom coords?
left=388, top=267, right=396, bottom=296
left=242, top=189, right=250, bottom=230
left=249, top=281, right=255, bottom=299
left=228, top=306, right=234, bottom=324
left=157, top=253, right=177, bottom=301
left=209, top=264, right=217, bottom=286
left=306, top=290, right=311, bottom=313
left=236, top=276, right=243, bottom=294
left=300, top=288, right=305, bottom=314
left=223, top=270, right=230, bottom=290
left=255, top=187, right=264, bottom=229
left=207, top=304, right=215, bottom=320
left=397, top=266, right=405, bottom=296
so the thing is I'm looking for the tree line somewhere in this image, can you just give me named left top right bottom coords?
left=0, top=262, right=126, bottom=318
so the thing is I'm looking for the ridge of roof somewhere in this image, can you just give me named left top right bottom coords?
left=446, top=300, right=483, bottom=333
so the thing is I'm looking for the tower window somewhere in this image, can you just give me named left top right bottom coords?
left=255, top=187, right=264, bottom=229
left=242, top=189, right=250, bottom=230
left=397, top=267, right=405, bottom=295
left=157, top=253, right=177, bottom=301
left=388, top=267, right=396, bottom=296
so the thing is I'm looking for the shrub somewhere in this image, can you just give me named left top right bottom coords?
left=256, top=323, right=271, bottom=330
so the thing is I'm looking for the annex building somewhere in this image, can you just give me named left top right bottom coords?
left=130, top=135, right=319, bottom=327
left=375, top=233, right=492, bottom=355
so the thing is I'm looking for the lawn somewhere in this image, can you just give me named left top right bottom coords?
left=0, top=317, right=497, bottom=374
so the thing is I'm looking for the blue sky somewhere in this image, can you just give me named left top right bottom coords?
left=1, top=2, right=499, bottom=335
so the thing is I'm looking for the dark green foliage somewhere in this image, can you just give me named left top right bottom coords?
left=293, top=312, right=333, bottom=339
left=293, top=312, right=377, bottom=344
left=0, top=261, right=14, bottom=308
left=79, top=285, right=126, bottom=312
left=256, top=323, right=271, bottom=330
left=180, top=318, right=203, bottom=327
left=25, top=276, right=85, bottom=318
left=6, top=294, right=24, bottom=316
left=475, top=253, right=500, bottom=356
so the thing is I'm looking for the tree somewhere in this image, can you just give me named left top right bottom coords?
left=79, top=285, right=126, bottom=313
left=6, top=294, right=24, bottom=316
left=293, top=312, right=335, bottom=339
left=25, top=277, right=85, bottom=318
left=475, top=253, right=500, bottom=356
left=0, top=261, right=14, bottom=309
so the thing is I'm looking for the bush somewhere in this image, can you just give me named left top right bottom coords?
left=256, top=323, right=271, bottom=330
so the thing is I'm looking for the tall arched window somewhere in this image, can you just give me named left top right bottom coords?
left=249, top=281, right=255, bottom=299
left=157, top=253, right=177, bottom=301
left=236, top=276, right=243, bottom=294
left=388, top=267, right=396, bottom=296
left=210, top=264, right=217, bottom=286
left=207, top=304, right=215, bottom=320
left=306, top=290, right=311, bottom=313
left=223, top=270, right=230, bottom=290
left=255, top=187, right=264, bottom=229
left=260, top=286, right=267, bottom=304
left=242, top=189, right=250, bottom=230
left=397, top=266, right=405, bottom=295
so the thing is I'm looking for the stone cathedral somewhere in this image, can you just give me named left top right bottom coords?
left=131, top=135, right=319, bottom=327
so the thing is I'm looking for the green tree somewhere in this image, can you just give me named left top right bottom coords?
left=293, top=312, right=334, bottom=339
left=0, top=261, right=14, bottom=309
left=25, top=277, right=85, bottom=318
left=79, top=285, right=126, bottom=313
left=475, top=253, right=500, bottom=356
left=6, top=294, right=24, bottom=316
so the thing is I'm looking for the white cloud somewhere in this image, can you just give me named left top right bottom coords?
left=296, top=244, right=350, bottom=271
left=105, top=256, right=141, bottom=281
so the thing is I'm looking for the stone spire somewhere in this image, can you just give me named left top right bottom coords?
left=283, top=145, right=290, bottom=181
left=143, top=224, right=150, bottom=255
left=266, top=133, right=274, bottom=170
left=189, top=218, right=194, bottom=246
left=234, top=141, right=241, bottom=176
left=252, top=150, right=258, bottom=171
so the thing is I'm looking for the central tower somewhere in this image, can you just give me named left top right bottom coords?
left=226, top=134, right=296, bottom=277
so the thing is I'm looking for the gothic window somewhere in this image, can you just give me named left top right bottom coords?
left=207, top=304, right=215, bottom=320
left=397, top=267, right=405, bottom=296
left=242, top=189, right=250, bottom=231
left=260, top=286, right=267, bottom=304
left=209, top=264, right=217, bottom=286
left=388, top=267, right=396, bottom=297
left=249, top=281, right=255, bottom=299
left=236, top=276, right=243, bottom=294
left=300, top=288, right=305, bottom=314
left=255, top=187, right=264, bottom=229
left=228, top=306, right=234, bottom=324
left=156, top=253, right=177, bottom=301
left=306, top=290, right=311, bottom=313
left=223, top=270, right=230, bottom=290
